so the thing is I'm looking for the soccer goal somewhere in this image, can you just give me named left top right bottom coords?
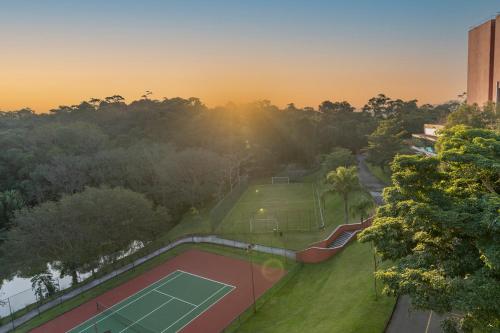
left=250, top=216, right=279, bottom=233
left=271, top=177, right=290, bottom=184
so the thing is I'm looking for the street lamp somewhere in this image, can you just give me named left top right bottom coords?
left=247, top=243, right=257, bottom=313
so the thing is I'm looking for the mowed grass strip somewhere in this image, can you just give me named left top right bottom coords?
left=235, top=241, right=396, bottom=333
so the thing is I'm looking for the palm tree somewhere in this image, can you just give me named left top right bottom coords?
left=350, top=198, right=375, bottom=223
left=326, top=166, right=359, bottom=224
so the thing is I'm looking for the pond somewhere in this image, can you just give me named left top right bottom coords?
left=0, top=241, right=144, bottom=319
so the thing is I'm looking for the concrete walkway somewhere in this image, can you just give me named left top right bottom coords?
left=356, top=154, right=385, bottom=205
left=0, top=235, right=294, bottom=333
left=386, top=296, right=443, bottom=333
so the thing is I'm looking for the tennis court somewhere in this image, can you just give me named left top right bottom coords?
left=68, top=270, right=235, bottom=333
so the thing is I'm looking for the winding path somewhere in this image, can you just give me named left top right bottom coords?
left=356, top=154, right=385, bottom=205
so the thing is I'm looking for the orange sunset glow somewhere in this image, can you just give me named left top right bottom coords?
left=2, top=1, right=498, bottom=112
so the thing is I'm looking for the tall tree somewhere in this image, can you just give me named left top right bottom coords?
left=366, top=119, right=407, bottom=170
left=319, top=100, right=354, bottom=113
left=326, top=166, right=359, bottom=224
left=321, top=147, right=356, bottom=177
left=362, top=94, right=392, bottom=118
left=359, top=126, right=500, bottom=333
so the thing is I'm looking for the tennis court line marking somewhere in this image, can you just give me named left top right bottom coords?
left=69, top=270, right=185, bottom=333
left=153, top=289, right=197, bottom=307
left=160, top=285, right=234, bottom=333
left=117, top=297, right=175, bottom=333
left=177, top=270, right=235, bottom=289
left=126, top=274, right=235, bottom=333
left=172, top=285, right=235, bottom=333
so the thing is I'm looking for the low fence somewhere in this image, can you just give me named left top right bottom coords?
left=209, top=175, right=249, bottom=231
left=0, top=234, right=294, bottom=333
left=296, top=217, right=373, bottom=263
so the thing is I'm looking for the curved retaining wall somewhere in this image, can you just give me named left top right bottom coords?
left=296, top=217, right=373, bottom=263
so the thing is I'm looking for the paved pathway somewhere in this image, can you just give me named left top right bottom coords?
left=387, top=296, right=443, bottom=333
left=356, top=154, right=443, bottom=333
left=356, top=154, right=385, bottom=205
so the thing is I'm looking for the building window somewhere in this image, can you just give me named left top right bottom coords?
left=497, top=81, right=500, bottom=105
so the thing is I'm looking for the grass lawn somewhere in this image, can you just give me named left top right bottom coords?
left=215, top=183, right=372, bottom=250
left=10, top=243, right=295, bottom=333
left=165, top=180, right=374, bottom=251
left=365, top=163, right=392, bottom=185
left=234, top=241, right=396, bottom=333
left=219, top=183, right=318, bottom=234
left=165, top=208, right=212, bottom=240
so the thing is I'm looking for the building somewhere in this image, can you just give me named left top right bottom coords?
left=410, top=124, right=444, bottom=157
left=467, top=14, right=500, bottom=106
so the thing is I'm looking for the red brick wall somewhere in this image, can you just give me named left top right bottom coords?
left=295, top=217, right=374, bottom=263
left=467, top=19, right=495, bottom=106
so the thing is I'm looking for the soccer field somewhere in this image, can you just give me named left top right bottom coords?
left=68, top=270, right=234, bottom=333
left=218, top=183, right=322, bottom=234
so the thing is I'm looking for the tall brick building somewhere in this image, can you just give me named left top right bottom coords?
left=467, top=15, right=500, bottom=106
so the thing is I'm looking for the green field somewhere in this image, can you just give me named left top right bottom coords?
left=217, top=183, right=321, bottom=234
left=70, top=270, right=234, bottom=333
left=234, top=241, right=396, bottom=333
left=165, top=178, right=374, bottom=251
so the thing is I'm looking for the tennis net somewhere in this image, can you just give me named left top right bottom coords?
left=95, top=302, right=156, bottom=333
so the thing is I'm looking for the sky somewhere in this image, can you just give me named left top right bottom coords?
left=0, top=0, right=499, bottom=112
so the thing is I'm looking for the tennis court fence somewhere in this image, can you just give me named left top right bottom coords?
left=209, top=175, right=248, bottom=231
left=0, top=234, right=295, bottom=332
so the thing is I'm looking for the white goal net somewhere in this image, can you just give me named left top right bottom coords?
left=271, top=177, right=290, bottom=184
left=250, top=217, right=279, bottom=233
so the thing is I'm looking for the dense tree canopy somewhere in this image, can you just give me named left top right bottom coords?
left=320, top=147, right=356, bottom=177
left=1, top=187, right=170, bottom=284
left=446, top=102, right=499, bottom=130
left=0, top=94, right=456, bottom=286
left=366, top=119, right=407, bottom=170
left=359, top=126, right=500, bottom=332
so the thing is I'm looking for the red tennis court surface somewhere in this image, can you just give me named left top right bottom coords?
left=31, top=249, right=286, bottom=333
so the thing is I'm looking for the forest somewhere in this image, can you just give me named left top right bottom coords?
left=0, top=93, right=488, bottom=286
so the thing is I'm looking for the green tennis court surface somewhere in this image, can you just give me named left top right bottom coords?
left=68, top=270, right=235, bottom=333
